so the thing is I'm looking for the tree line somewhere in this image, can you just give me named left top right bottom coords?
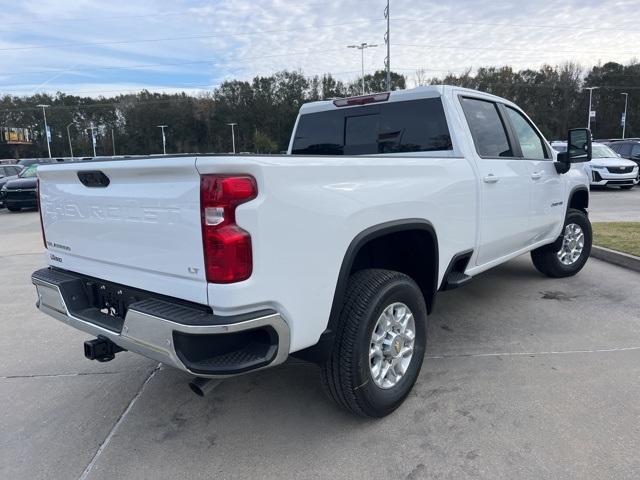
left=1, top=61, right=638, bottom=159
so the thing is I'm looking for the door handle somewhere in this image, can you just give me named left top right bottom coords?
left=531, top=171, right=543, bottom=180
left=483, top=174, right=499, bottom=184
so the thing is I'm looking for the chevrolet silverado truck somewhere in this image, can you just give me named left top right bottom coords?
left=32, top=86, right=593, bottom=417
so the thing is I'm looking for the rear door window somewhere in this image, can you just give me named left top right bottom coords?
left=460, top=97, right=513, bottom=158
left=291, top=98, right=452, bottom=155
left=618, top=143, right=632, bottom=156
left=504, top=107, right=549, bottom=159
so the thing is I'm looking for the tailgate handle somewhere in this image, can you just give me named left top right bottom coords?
left=78, top=171, right=110, bottom=188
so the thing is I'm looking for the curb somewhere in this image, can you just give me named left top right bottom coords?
left=591, top=245, right=640, bottom=273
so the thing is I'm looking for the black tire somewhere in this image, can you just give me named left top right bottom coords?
left=620, top=185, right=634, bottom=190
left=531, top=208, right=592, bottom=278
left=320, top=269, right=427, bottom=418
left=6, top=205, right=20, bottom=212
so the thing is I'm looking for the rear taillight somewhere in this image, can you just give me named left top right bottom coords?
left=200, top=175, right=257, bottom=283
left=36, top=178, right=47, bottom=248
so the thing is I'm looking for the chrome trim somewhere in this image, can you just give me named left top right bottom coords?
left=32, top=277, right=290, bottom=378
left=369, top=302, right=416, bottom=389
left=556, top=223, right=585, bottom=266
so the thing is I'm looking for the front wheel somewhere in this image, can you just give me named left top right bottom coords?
left=531, top=208, right=592, bottom=278
left=6, top=205, right=20, bottom=212
left=620, top=185, right=634, bottom=190
left=320, top=269, right=427, bottom=418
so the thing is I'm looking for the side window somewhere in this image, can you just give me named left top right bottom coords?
left=460, top=97, right=513, bottom=158
left=505, top=107, right=549, bottom=159
left=618, top=143, right=632, bottom=156
left=631, top=144, right=640, bottom=159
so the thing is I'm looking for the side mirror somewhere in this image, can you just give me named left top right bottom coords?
left=558, top=128, right=591, bottom=163
left=555, top=128, right=591, bottom=173
left=554, top=128, right=592, bottom=173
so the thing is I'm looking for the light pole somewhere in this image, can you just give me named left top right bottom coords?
left=384, top=0, right=391, bottom=91
left=36, top=104, right=51, bottom=158
left=157, top=125, right=168, bottom=155
left=66, top=122, right=74, bottom=159
left=585, top=87, right=599, bottom=130
left=87, top=124, right=97, bottom=157
left=227, top=123, right=237, bottom=154
left=621, top=92, right=629, bottom=139
left=347, top=43, right=378, bottom=94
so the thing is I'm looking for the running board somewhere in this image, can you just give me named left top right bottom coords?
left=442, top=271, right=472, bottom=290
left=440, top=250, right=474, bottom=291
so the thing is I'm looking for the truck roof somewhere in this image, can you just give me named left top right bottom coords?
left=299, top=85, right=514, bottom=115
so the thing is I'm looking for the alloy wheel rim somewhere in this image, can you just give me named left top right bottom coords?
left=369, top=302, right=416, bottom=389
left=557, top=223, right=585, bottom=265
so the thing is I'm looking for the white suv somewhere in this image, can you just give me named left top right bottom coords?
left=551, top=141, right=638, bottom=189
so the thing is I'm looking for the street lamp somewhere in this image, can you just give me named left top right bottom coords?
left=384, top=0, right=391, bottom=91
left=621, top=93, right=629, bottom=139
left=157, top=125, right=168, bottom=155
left=36, top=104, right=51, bottom=158
left=585, top=87, right=599, bottom=130
left=347, top=43, right=378, bottom=95
left=66, top=122, right=74, bottom=159
left=87, top=124, right=97, bottom=157
left=227, top=123, right=237, bottom=154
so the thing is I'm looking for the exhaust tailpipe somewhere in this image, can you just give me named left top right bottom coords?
left=189, top=377, right=222, bottom=397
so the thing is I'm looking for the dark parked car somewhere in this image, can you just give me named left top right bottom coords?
left=1, top=164, right=39, bottom=212
left=0, top=164, right=24, bottom=207
left=606, top=140, right=640, bottom=170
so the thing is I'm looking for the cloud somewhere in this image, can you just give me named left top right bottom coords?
left=1, top=0, right=638, bottom=97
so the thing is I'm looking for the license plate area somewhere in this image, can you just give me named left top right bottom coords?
left=84, top=281, right=142, bottom=321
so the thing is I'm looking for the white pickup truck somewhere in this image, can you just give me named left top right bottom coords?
left=32, top=85, right=593, bottom=417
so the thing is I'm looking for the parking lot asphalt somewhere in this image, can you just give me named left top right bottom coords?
left=589, top=186, right=640, bottom=222
left=1, top=200, right=640, bottom=480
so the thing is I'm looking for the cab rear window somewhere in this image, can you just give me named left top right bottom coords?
left=291, top=98, right=452, bottom=155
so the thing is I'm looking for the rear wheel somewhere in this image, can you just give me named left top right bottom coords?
left=321, top=269, right=427, bottom=417
left=531, top=208, right=592, bottom=278
left=6, top=205, right=20, bottom=212
left=620, top=185, right=634, bottom=190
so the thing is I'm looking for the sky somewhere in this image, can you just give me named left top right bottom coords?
left=1, top=0, right=638, bottom=97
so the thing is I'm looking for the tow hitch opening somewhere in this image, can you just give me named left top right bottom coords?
left=84, top=336, right=125, bottom=362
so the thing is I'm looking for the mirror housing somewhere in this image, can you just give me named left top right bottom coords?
left=555, top=128, right=592, bottom=174
left=557, top=128, right=592, bottom=164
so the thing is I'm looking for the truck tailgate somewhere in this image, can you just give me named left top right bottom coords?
left=38, top=157, right=208, bottom=305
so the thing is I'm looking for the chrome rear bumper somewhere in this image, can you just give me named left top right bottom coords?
left=32, top=268, right=290, bottom=378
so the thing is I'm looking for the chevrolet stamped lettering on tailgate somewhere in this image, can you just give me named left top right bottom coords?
left=43, top=200, right=182, bottom=224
